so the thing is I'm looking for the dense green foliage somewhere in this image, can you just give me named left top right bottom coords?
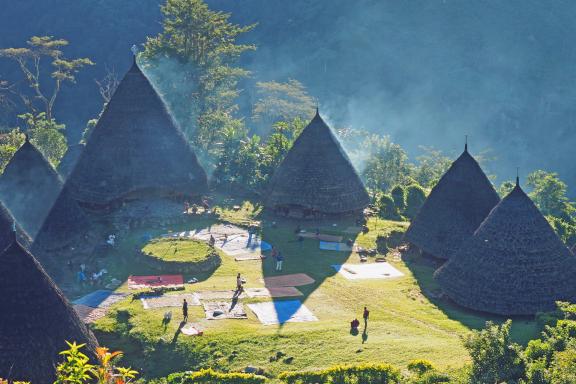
left=167, top=370, right=265, bottom=384
left=142, top=0, right=255, bottom=150
left=278, top=363, right=402, bottom=384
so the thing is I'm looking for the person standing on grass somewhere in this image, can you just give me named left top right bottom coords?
left=236, top=273, right=244, bottom=293
left=182, top=299, right=188, bottom=322
left=363, top=306, right=369, bottom=327
left=276, top=251, right=284, bottom=271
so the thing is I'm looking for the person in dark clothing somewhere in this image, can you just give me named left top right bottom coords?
left=182, top=299, right=188, bottom=322
left=363, top=306, right=369, bottom=327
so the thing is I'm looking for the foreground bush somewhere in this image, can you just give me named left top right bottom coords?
left=278, top=363, right=402, bottom=384
left=167, top=369, right=266, bottom=384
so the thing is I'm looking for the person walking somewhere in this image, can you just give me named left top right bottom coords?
left=236, top=273, right=244, bottom=293
left=276, top=251, right=284, bottom=271
left=363, top=306, right=369, bottom=328
left=182, top=299, right=188, bottom=322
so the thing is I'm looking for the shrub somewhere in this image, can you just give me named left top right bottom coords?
left=167, top=369, right=266, bottom=384
left=278, top=363, right=401, bottom=384
left=405, top=184, right=427, bottom=219
left=407, top=359, right=435, bottom=376
left=463, top=320, right=526, bottom=384
left=377, top=194, right=399, bottom=220
left=390, top=185, right=406, bottom=212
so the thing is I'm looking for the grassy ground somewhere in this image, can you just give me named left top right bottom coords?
left=82, top=200, right=541, bottom=380
left=142, top=238, right=213, bottom=263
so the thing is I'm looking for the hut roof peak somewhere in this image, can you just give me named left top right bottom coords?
left=405, top=145, right=500, bottom=259
left=266, top=111, right=369, bottom=214
left=65, top=54, right=208, bottom=206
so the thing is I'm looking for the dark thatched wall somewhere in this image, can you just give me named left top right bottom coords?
left=32, top=185, right=92, bottom=254
left=0, top=139, right=63, bottom=238
left=57, top=143, right=85, bottom=180
left=435, top=184, right=576, bottom=315
left=405, top=147, right=500, bottom=259
left=66, top=60, right=207, bottom=206
left=0, top=239, right=98, bottom=384
left=266, top=111, right=370, bottom=214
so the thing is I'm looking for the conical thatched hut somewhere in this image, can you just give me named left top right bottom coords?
left=0, top=138, right=63, bottom=238
left=32, top=185, right=92, bottom=254
left=266, top=110, right=369, bottom=217
left=66, top=59, right=207, bottom=210
left=405, top=145, right=500, bottom=259
left=435, top=181, right=576, bottom=315
left=0, top=232, right=98, bottom=384
left=57, top=143, right=84, bottom=179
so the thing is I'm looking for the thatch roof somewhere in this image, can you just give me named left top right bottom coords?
left=405, top=145, right=500, bottom=259
left=66, top=59, right=207, bottom=207
left=266, top=110, right=370, bottom=214
left=0, top=138, right=63, bottom=238
left=0, top=200, right=30, bottom=251
left=0, top=234, right=98, bottom=384
left=57, top=143, right=84, bottom=179
left=32, top=185, right=92, bottom=253
left=435, top=182, right=576, bottom=315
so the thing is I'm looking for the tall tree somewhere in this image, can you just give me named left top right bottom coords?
left=252, top=79, right=315, bottom=134
left=527, top=170, right=575, bottom=222
left=0, top=36, right=94, bottom=120
left=143, top=0, right=255, bottom=151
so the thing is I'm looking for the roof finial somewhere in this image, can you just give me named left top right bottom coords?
left=516, top=167, right=520, bottom=187
left=464, top=135, right=468, bottom=152
left=131, top=44, right=139, bottom=64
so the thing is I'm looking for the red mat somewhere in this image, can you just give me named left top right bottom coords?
left=128, top=275, right=184, bottom=289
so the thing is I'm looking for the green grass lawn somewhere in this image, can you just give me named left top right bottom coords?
left=142, top=238, right=213, bottom=263
left=85, top=204, right=541, bottom=380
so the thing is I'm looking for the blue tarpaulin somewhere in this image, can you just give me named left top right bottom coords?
left=73, top=290, right=113, bottom=308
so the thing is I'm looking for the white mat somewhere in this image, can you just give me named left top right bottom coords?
left=248, top=300, right=318, bottom=325
left=332, top=263, right=404, bottom=280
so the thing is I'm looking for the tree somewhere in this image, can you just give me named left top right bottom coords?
left=498, top=180, right=516, bottom=197
left=143, top=0, right=256, bottom=150
left=0, top=36, right=94, bottom=119
left=390, top=185, right=406, bottom=213
left=0, top=128, right=25, bottom=172
left=527, top=170, right=575, bottom=222
left=463, top=320, right=526, bottom=384
left=362, top=134, right=413, bottom=193
left=252, top=79, right=315, bottom=134
left=405, top=184, right=427, bottom=219
left=413, top=147, right=452, bottom=188
left=18, top=112, right=67, bottom=166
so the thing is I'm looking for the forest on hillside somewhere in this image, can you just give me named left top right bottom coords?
left=2, top=0, right=576, bottom=192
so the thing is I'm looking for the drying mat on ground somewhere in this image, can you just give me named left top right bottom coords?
left=128, top=275, right=184, bottom=290
left=262, top=273, right=315, bottom=287
left=248, top=300, right=318, bottom=325
left=235, top=255, right=263, bottom=261
left=181, top=323, right=203, bottom=336
left=299, top=233, right=343, bottom=242
left=196, top=290, right=246, bottom=300
left=74, top=305, right=108, bottom=324
left=246, top=287, right=303, bottom=298
left=141, top=293, right=201, bottom=309
left=73, top=290, right=128, bottom=308
left=203, top=301, right=248, bottom=320
left=218, top=237, right=272, bottom=256
left=320, top=241, right=354, bottom=252
left=332, top=263, right=404, bottom=280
